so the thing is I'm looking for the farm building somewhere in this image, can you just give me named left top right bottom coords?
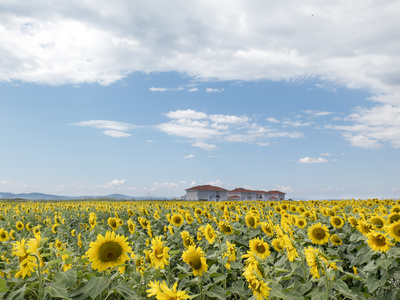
left=185, top=185, right=229, bottom=201
left=185, top=185, right=286, bottom=201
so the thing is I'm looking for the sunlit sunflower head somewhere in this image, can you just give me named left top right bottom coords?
left=195, top=208, right=203, bottom=216
left=330, top=216, right=344, bottom=228
left=348, top=217, right=358, bottom=227
left=147, top=281, right=190, bottom=300
left=330, top=234, right=342, bottom=246
left=107, top=217, right=119, bottom=230
left=185, top=215, right=194, bottom=224
left=296, top=218, right=307, bottom=229
left=127, top=219, right=136, bottom=234
left=16, top=221, right=24, bottom=231
left=182, top=245, right=208, bottom=277
left=357, top=220, right=373, bottom=235
left=51, top=224, right=58, bottom=234
left=138, top=217, right=149, bottom=229
left=86, top=231, right=132, bottom=272
left=181, top=231, right=194, bottom=248
left=367, top=231, right=393, bottom=253
left=9, top=229, right=16, bottom=240
left=71, top=229, right=76, bottom=237
left=388, top=213, right=400, bottom=224
left=170, top=214, right=184, bottom=227
left=203, top=224, right=216, bottom=244
left=260, top=222, right=274, bottom=236
left=369, top=216, right=385, bottom=229
left=0, top=229, right=9, bottom=242
left=218, top=221, right=234, bottom=235
left=12, top=239, right=28, bottom=262
left=249, top=237, right=271, bottom=259
left=25, top=223, right=32, bottom=231
left=150, top=236, right=170, bottom=270
left=387, top=220, right=400, bottom=242
left=243, top=265, right=271, bottom=300
left=271, top=238, right=285, bottom=252
left=391, top=205, right=400, bottom=214
left=245, top=214, right=259, bottom=229
left=308, top=223, right=330, bottom=245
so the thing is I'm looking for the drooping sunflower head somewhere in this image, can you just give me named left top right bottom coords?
left=127, top=219, right=136, bottom=234
left=307, top=223, right=330, bottom=245
left=387, top=220, right=400, bottom=242
left=330, top=216, right=344, bottom=228
left=367, top=231, right=393, bottom=253
left=86, top=231, right=132, bottom=272
left=357, top=220, right=373, bottom=235
left=249, top=237, right=271, bottom=259
left=330, top=234, right=342, bottom=246
left=107, top=217, right=119, bottom=230
left=171, top=214, right=184, bottom=227
left=245, top=214, right=259, bottom=229
left=203, top=224, right=216, bottom=244
left=182, top=245, right=208, bottom=277
left=218, top=221, right=234, bottom=235
left=181, top=231, right=194, bottom=248
left=271, top=238, right=285, bottom=252
left=0, top=229, right=9, bottom=242
left=348, top=217, right=358, bottom=227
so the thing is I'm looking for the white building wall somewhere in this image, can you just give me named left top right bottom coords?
left=186, top=191, right=199, bottom=201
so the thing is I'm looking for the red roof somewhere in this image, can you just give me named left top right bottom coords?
left=185, top=185, right=228, bottom=192
left=229, top=188, right=254, bottom=193
left=228, top=195, right=241, bottom=198
left=267, top=190, right=286, bottom=194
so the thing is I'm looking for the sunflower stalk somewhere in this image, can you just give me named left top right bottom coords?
left=33, top=253, right=44, bottom=300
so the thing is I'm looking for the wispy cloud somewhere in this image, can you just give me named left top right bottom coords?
left=149, top=87, right=184, bottom=92
left=156, top=109, right=302, bottom=150
left=184, top=154, right=195, bottom=158
left=71, top=120, right=136, bottom=138
left=297, top=157, right=329, bottom=164
left=206, top=88, right=224, bottom=93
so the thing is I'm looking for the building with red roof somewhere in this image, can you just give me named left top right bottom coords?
left=185, top=185, right=228, bottom=201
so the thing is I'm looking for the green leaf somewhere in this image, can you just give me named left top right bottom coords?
left=332, top=279, right=358, bottom=299
left=44, top=258, right=63, bottom=268
left=59, top=250, right=75, bottom=256
left=54, top=269, right=77, bottom=288
left=114, top=283, right=139, bottom=299
left=208, top=264, right=219, bottom=275
left=86, top=276, right=111, bottom=300
left=270, top=283, right=287, bottom=300
left=205, top=285, right=226, bottom=300
left=45, top=282, right=69, bottom=299
left=299, top=281, right=312, bottom=295
left=5, top=286, right=26, bottom=300
left=212, top=274, right=227, bottom=284
left=362, top=260, right=377, bottom=273
left=0, top=279, right=9, bottom=293
left=366, top=274, right=386, bottom=293
left=228, top=280, right=247, bottom=296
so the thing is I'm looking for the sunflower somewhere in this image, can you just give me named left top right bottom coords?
left=15, top=255, right=37, bottom=279
left=147, top=281, right=190, bottom=300
left=369, top=216, right=385, bottom=229
left=249, top=237, right=271, bottom=259
left=388, top=213, right=400, bottom=224
left=194, top=208, right=203, bottom=216
left=348, top=217, right=358, bottom=227
left=296, top=218, right=307, bottom=229
left=0, top=229, right=9, bottom=242
left=283, top=234, right=298, bottom=262
left=203, top=224, right=216, bottom=244
left=330, top=234, right=342, bottom=245
left=150, top=236, right=170, bottom=270
left=9, top=230, right=16, bottom=240
left=367, top=231, right=393, bottom=253
left=308, top=223, right=330, bottom=245
left=16, top=221, right=24, bottom=231
left=260, top=222, right=274, bottom=236
left=51, top=224, right=59, bottom=234
left=243, top=264, right=271, bottom=300
left=245, top=213, right=259, bottom=229
left=127, top=219, right=136, bottom=234
left=181, top=231, right=194, bottom=248
left=108, top=217, right=119, bottom=231
left=138, top=217, right=150, bottom=229
left=182, top=245, right=208, bottom=277
left=357, top=220, right=373, bottom=235
left=271, top=238, right=285, bottom=252
left=387, top=220, right=400, bottom=242
left=12, top=239, right=28, bottom=263
left=86, top=231, right=132, bottom=272
left=330, top=216, right=344, bottom=228
left=71, top=229, right=76, bottom=236
left=223, top=241, right=237, bottom=269
left=170, top=214, right=184, bottom=227
left=218, top=221, right=234, bottom=235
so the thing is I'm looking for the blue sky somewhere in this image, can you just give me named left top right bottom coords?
left=1, top=1, right=400, bottom=199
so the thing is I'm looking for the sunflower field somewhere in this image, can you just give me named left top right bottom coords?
left=1, top=199, right=400, bottom=300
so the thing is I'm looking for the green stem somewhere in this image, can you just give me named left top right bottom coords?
left=34, top=254, right=44, bottom=300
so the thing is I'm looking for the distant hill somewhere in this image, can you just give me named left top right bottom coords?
left=0, top=192, right=166, bottom=200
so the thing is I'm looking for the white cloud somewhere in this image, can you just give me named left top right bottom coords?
left=184, top=154, right=195, bottom=158
left=188, top=88, right=198, bottom=92
left=282, top=119, right=313, bottom=127
left=149, top=87, right=183, bottom=92
left=276, top=186, right=293, bottom=193
left=156, top=109, right=301, bottom=149
left=206, top=88, right=224, bottom=93
left=297, top=157, right=329, bottom=164
left=71, top=120, right=136, bottom=137
left=103, top=130, right=131, bottom=138
left=207, top=179, right=223, bottom=186
left=266, top=118, right=280, bottom=123
left=327, top=104, right=400, bottom=148
left=146, top=139, right=155, bottom=143
left=304, top=110, right=333, bottom=116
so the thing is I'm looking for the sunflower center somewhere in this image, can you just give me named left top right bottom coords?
left=154, top=246, right=164, bottom=258
left=334, top=219, right=341, bottom=225
left=393, top=225, right=400, bottom=236
left=256, top=243, right=266, bottom=254
left=98, top=241, right=123, bottom=262
left=0, top=232, right=6, bottom=239
left=248, top=217, right=255, bottom=226
left=187, top=254, right=202, bottom=270
left=313, top=228, right=326, bottom=240
left=374, top=236, right=387, bottom=246
left=109, top=220, right=117, bottom=227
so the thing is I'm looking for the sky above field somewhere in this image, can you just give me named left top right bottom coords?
left=1, top=1, right=400, bottom=199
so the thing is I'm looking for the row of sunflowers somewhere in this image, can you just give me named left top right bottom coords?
left=1, top=198, right=400, bottom=299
